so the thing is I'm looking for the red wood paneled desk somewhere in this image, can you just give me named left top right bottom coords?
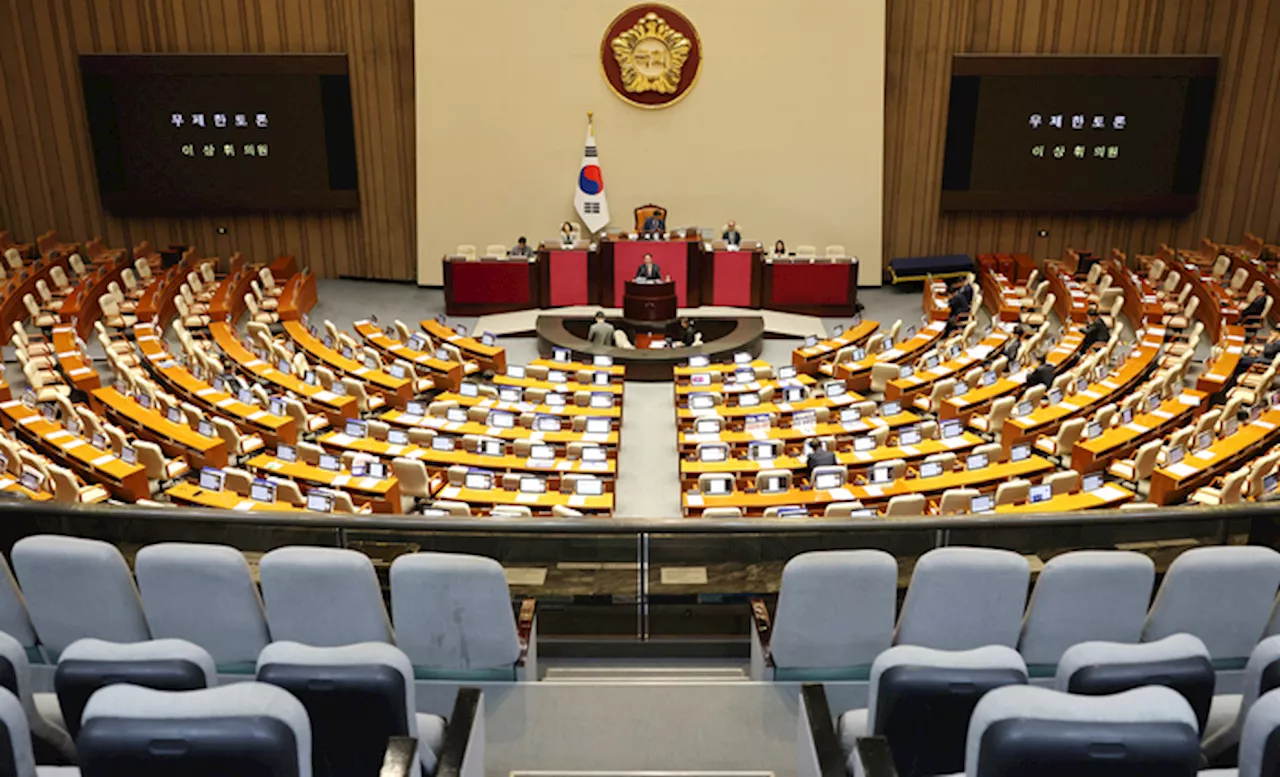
left=442, top=256, right=540, bottom=316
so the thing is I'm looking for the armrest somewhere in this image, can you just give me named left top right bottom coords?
left=378, top=736, right=418, bottom=777
left=516, top=598, right=536, bottom=663
left=750, top=597, right=773, bottom=665
left=855, top=737, right=900, bottom=777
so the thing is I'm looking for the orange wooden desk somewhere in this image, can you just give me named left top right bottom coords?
left=51, top=325, right=101, bottom=392
left=0, top=472, right=53, bottom=501
left=381, top=409, right=620, bottom=448
left=994, top=484, right=1135, bottom=513
left=980, top=268, right=1021, bottom=322
left=134, top=324, right=297, bottom=446
left=834, top=320, right=948, bottom=392
left=91, top=386, right=228, bottom=470
left=354, top=320, right=465, bottom=391
left=316, top=431, right=617, bottom=478
left=1105, top=255, right=1164, bottom=326
left=683, top=456, right=1055, bottom=516
left=441, top=392, right=622, bottom=421
left=1070, top=390, right=1207, bottom=473
left=677, top=411, right=921, bottom=454
left=529, top=358, right=626, bottom=380
left=420, top=320, right=506, bottom=373
left=941, top=330, right=1085, bottom=423
left=0, top=398, right=148, bottom=500
left=674, top=359, right=773, bottom=381
left=245, top=453, right=402, bottom=513
left=134, top=255, right=198, bottom=324
left=1044, top=262, right=1089, bottom=323
left=494, top=374, right=624, bottom=396
left=284, top=321, right=412, bottom=408
left=675, top=374, right=817, bottom=401
left=431, top=482, right=614, bottom=516
left=276, top=271, right=317, bottom=322
left=166, top=481, right=305, bottom=512
left=210, top=322, right=357, bottom=424
left=1196, top=326, right=1247, bottom=396
left=1148, top=407, right=1280, bottom=505
left=886, top=330, right=1010, bottom=404
left=923, top=279, right=950, bottom=321
left=0, top=255, right=63, bottom=345
left=790, top=320, right=880, bottom=374
left=679, top=431, right=984, bottom=481
left=676, top=393, right=860, bottom=428
left=1000, top=327, right=1165, bottom=450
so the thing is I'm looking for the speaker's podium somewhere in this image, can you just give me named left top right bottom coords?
left=624, top=280, right=677, bottom=322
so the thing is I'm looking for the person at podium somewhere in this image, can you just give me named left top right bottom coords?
left=642, top=211, right=666, bottom=239
left=634, top=253, right=664, bottom=282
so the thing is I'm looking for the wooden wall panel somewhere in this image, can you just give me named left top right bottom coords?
left=0, top=0, right=414, bottom=280
left=884, top=0, right=1280, bottom=269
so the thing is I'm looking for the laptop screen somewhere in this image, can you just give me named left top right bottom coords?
left=824, top=381, right=846, bottom=398
left=459, top=382, right=479, bottom=397
left=739, top=393, right=761, bottom=407
left=1083, top=472, right=1104, bottom=492
left=869, top=467, right=893, bottom=484
left=700, top=445, right=727, bottom=462
left=688, top=355, right=710, bottom=368
left=748, top=441, right=779, bottom=460
left=589, top=393, right=613, bottom=409
left=919, top=461, right=942, bottom=478
left=536, top=415, right=561, bottom=432
left=882, top=401, right=901, bottom=417
left=898, top=426, right=921, bottom=446
left=1028, top=484, right=1052, bottom=503
left=813, top=472, right=842, bottom=490
left=777, top=366, right=797, bottom=380
left=277, top=444, right=296, bottom=463
left=690, top=373, right=712, bottom=387
left=406, top=401, right=426, bottom=417
left=854, top=436, right=876, bottom=452
left=942, top=420, right=963, bottom=439
left=431, top=436, right=455, bottom=452
left=250, top=479, right=276, bottom=503
left=498, top=387, right=522, bottom=403
left=585, top=417, right=611, bottom=434
left=345, top=420, right=367, bottom=438
left=388, top=429, right=409, bottom=445
left=575, top=478, right=604, bottom=495
left=199, top=467, right=224, bottom=491
left=694, top=418, right=720, bottom=435
left=841, top=408, right=861, bottom=425
left=529, top=444, right=556, bottom=461
left=967, top=453, right=988, bottom=470
left=464, top=471, right=493, bottom=490
left=480, top=439, right=504, bottom=457
left=306, top=492, right=334, bottom=512
left=489, top=412, right=515, bottom=429
left=593, top=355, right=613, bottom=367
left=1010, top=444, right=1031, bottom=462
left=552, top=347, right=571, bottom=363
left=318, top=453, right=341, bottom=471
left=706, top=478, right=730, bottom=495
left=759, top=476, right=787, bottom=494
left=518, top=477, right=546, bottom=494
left=506, top=365, right=526, bottom=379
left=734, top=352, right=750, bottom=364
left=804, top=335, right=818, bottom=347
left=970, top=494, right=994, bottom=512
left=545, top=392, right=566, bottom=406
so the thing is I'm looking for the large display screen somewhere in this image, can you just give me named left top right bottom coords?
left=941, top=56, right=1218, bottom=213
left=80, top=54, right=359, bottom=213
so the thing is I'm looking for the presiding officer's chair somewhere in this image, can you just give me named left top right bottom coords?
left=633, top=204, right=667, bottom=232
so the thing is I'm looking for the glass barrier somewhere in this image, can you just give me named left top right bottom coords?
left=0, top=497, right=1269, bottom=654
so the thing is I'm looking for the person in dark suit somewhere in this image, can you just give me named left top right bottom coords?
left=1026, top=355, right=1055, bottom=392
left=722, top=220, right=742, bottom=247
left=804, top=440, right=837, bottom=482
left=1229, top=331, right=1280, bottom=391
left=1002, top=325, right=1024, bottom=364
left=1242, top=294, right=1268, bottom=320
left=943, top=279, right=972, bottom=336
left=635, top=253, right=662, bottom=281
left=677, top=317, right=699, bottom=347
left=642, top=212, right=666, bottom=238
left=1080, top=307, right=1111, bottom=352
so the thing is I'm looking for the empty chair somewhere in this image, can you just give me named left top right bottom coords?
left=754, top=551, right=896, bottom=681
left=77, top=683, right=310, bottom=777
left=884, top=494, right=926, bottom=518
left=995, top=479, right=1030, bottom=506
left=54, top=638, right=216, bottom=738
left=1035, top=418, right=1085, bottom=462
left=0, top=555, right=38, bottom=664
left=1108, top=440, right=1166, bottom=494
left=259, top=547, right=393, bottom=646
left=895, top=547, right=1030, bottom=650
left=257, top=641, right=446, bottom=776
left=1055, top=634, right=1214, bottom=734
left=1017, top=551, right=1155, bottom=674
left=939, top=488, right=981, bottom=515
left=1191, top=469, right=1249, bottom=506
left=957, top=685, right=1200, bottom=777
left=390, top=552, right=531, bottom=680
left=1203, top=636, right=1280, bottom=760
left=0, top=631, right=75, bottom=760
left=870, top=363, right=900, bottom=394
left=134, top=543, right=271, bottom=673
left=1142, top=546, right=1280, bottom=668
left=11, top=535, right=150, bottom=659
left=0, top=685, right=76, bottom=777
left=838, top=645, right=1028, bottom=777
left=972, top=397, right=1015, bottom=437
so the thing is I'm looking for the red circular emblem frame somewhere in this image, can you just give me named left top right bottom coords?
left=600, top=4, right=702, bottom=110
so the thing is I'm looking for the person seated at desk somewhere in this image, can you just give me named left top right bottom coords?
left=588, top=311, right=615, bottom=347
left=509, top=236, right=532, bottom=257
left=943, top=278, right=972, bottom=335
left=1080, top=306, right=1111, bottom=352
left=1003, top=325, right=1025, bottom=364
left=634, top=253, right=664, bottom=282
left=1228, top=331, right=1280, bottom=390
left=560, top=221, right=579, bottom=246
left=803, top=439, right=837, bottom=483
left=677, top=317, right=700, bottom=347
left=1026, top=355, right=1055, bottom=392
left=772, top=240, right=787, bottom=257
left=723, top=220, right=742, bottom=247
left=642, top=212, right=666, bottom=239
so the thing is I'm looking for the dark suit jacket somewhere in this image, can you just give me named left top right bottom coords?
left=806, top=448, right=837, bottom=481
left=949, top=291, right=971, bottom=314
left=1243, top=296, right=1267, bottom=319
left=1027, top=363, right=1055, bottom=391
left=643, top=216, right=666, bottom=234
left=679, top=324, right=697, bottom=346
left=958, top=283, right=975, bottom=306
left=723, top=230, right=742, bottom=245
left=635, top=263, right=662, bottom=280
left=1081, top=319, right=1111, bottom=351
left=1002, top=339, right=1021, bottom=363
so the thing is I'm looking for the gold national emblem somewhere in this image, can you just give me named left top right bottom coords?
left=610, top=11, right=691, bottom=95
left=600, top=4, right=701, bottom=109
